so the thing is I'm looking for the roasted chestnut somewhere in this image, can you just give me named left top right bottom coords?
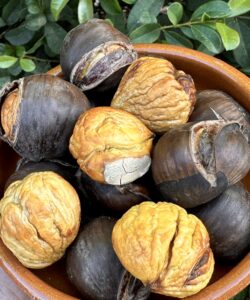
left=190, top=90, right=250, bottom=142
left=66, top=217, right=150, bottom=300
left=111, top=56, right=196, bottom=133
left=69, top=107, right=154, bottom=185
left=0, top=74, right=90, bottom=161
left=192, top=183, right=250, bottom=261
left=112, top=201, right=214, bottom=298
left=0, top=171, right=81, bottom=268
left=78, top=170, right=152, bottom=213
left=60, top=19, right=137, bottom=92
left=152, top=120, right=250, bottom=208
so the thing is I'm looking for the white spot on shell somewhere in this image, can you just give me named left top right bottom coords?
left=104, top=155, right=151, bottom=185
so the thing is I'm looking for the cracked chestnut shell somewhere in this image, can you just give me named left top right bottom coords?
left=152, top=120, right=250, bottom=208
left=66, top=217, right=150, bottom=300
left=192, top=183, right=250, bottom=261
left=111, top=56, right=196, bottom=133
left=112, top=201, right=214, bottom=298
left=190, top=90, right=250, bottom=142
left=60, top=18, right=137, bottom=92
left=0, top=171, right=81, bottom=268
left=0, top=74, right=90, bottom=161
left=69, top=107, right=154, bottom=185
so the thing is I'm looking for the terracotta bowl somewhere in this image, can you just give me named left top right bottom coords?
left=0, top=44, right=250, bottom=300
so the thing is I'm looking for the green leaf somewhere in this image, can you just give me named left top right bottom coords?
left=78, top=0, right=93, bottom=24
left=191, top=24, right=223, bottom=54
left=127, top=0, right=164, bottom=32
left=163, top=31, right=193, bottom=48
left=25, top=13, right=47, bottom=31
left=100, top=0, right=122, bottom=15
left=0, top=56, right=18, bottom=68
left=0, top=18, right=6, bottom=28
left=26, top=36, right=44, bottom=54
left=228, top=0, right=250, bottom=17
left=180, top=26, right=196, bottom=39
left=16, top=46, right=26, bottom=57
left=4, top=26, right=35, bottom=46
left=50, top=0, right=69, bottom=21
left=2, top=0, right=27, bottom=25
left=215, top=23, right=240, bottom=51
left=122, top=0, right=136, bottom=4
left=167, top=2, right=183, bottom=25
left=191, top=1, right=231, bottom=20
left=19, top=58, right=36, bottom=72
left=241, top=66, right=250, bottom=75
left=8, top=62, right=22, bottom=76
left=129, top=23, right=161, bottom=43
left=25, top=0, right=41, bottom=14
left=44, top=22, right=67, bottom=54
left=0, top=76, right=11, bottom=88
left=197, top=43, right=217, bottom=56
left=0, top=44, right=15, bottom=56
left=139, top=11, right=157, bottom=25
left=228, top=19, right=250, bottom=67
left=106, top=13, right=126, bottom=33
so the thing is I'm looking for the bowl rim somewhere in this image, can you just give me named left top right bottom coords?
left=0, top=43, right=250, bottom=300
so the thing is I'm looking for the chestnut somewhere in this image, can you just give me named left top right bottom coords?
left=0, top=74, right=90, bottom=161
left=60, top=19, right=137, bottom=92
left=69, top=107, right=154, bottom=185
left=190, top=90, right=250, bottom=142
left=192, top=183, right=250, bottom=261
left=152, top=120, right=250, bottom=208
left=78, top=170, right=152, bottom=213
left=4, top=158, right=78, bottom=190
left=112, top=202, right=214, bottom=298
left=66, top=217, right=149, bottom=300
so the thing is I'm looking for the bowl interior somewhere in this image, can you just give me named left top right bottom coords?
left=0, top=44, right=250, bottom=300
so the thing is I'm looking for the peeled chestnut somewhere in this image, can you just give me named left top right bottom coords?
left=192, top=183, right=250, bottom=261
left=152, top=120, right=250, bottom=208
left=112, top=202, right=214, bottom=298
left=66, top=217, right=150, bottom=300
left=190, top=90, right=250, bottom=141
left=60, top=19, right=137, bottom=92
left=0, top=171, right=81, bottom=268
left=0, top=74, right=90, bottom=161
left=69, top=107, right=154, bottom=185
left=78, top=170, right=152, bottom=213
left=111, top=56, right=196, bottom=133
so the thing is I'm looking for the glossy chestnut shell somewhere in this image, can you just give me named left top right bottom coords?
left=192, top=183, right=250, bottom=261
left=152, top=120, right=250, bottom=208
left=60, top=19, right=137, bottom=92
left=0, top=74, right=90, bottom=161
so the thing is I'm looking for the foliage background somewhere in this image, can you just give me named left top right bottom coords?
left=0, top=0, right=250, bottom=89
left=0, top=0, right=249, bottom=297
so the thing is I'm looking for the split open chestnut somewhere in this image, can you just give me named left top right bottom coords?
left=60, top=18, right=137, bottom=92
left=0, top=74, right=90, bottom=161
left=152, top=120, right=250, bottom=208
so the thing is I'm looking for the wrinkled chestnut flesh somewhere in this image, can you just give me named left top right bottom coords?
left=152, top=120, right=250, bottom=208
left=66, top=217, right=149, bottom=300
left=190, top=90, right=250, bottom=142
left=112, top=202, right=214, bottom=298
left=192, top=183, right=250, bottom=261
left=71, top=41, right=137, bottom=91
left=0, top=75, right=90, bottom=161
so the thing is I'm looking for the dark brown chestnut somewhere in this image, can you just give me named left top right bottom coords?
left=60, top=19, right=137, bottom=92
left=191, top=183, right=250, bottom=261
left=152, top=120, right=250, bottom=208
left=0, top=74, right=90, bottom=161
left=66, top=217, right=149, bottom=300
left=190, top=90, right=250, bottom=141
left=4, top=158, right=78, bottom=190
left=77, top=170, right=152, bottom=214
